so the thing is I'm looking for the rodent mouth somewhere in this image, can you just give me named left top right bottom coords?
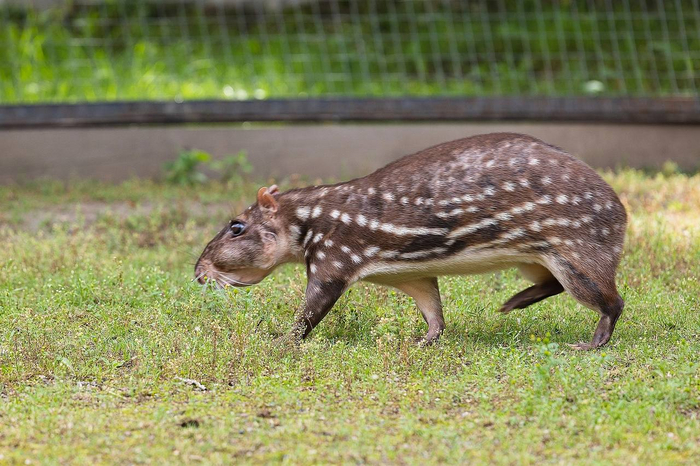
left=194, top=267, right=264, bottom=288
left=201, top=272, right=258, bottom=288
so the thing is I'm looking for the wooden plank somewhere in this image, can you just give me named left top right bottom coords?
left=1, top=97, right=699, bottom=129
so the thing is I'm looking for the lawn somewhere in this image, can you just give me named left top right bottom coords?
left=0, top=169, right=699, bottom=464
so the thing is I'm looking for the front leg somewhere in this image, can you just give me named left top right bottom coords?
left=291, top=276, right=349, bottom=340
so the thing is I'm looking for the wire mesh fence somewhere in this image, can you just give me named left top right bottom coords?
left=0, top=0, right=698, bottom=105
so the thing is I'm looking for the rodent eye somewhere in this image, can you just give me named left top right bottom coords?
left=230, top=221, right=246, bottom=237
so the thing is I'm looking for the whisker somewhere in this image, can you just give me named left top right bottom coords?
left=217, top=272, right=256, bottom=287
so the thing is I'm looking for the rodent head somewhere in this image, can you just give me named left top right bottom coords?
left=195, top=185, right=290, bottom=288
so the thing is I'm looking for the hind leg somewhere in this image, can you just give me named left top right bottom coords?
left=545, top=259, right=624, bottom=350
left=499, top=264, right=564, bottom=314
left=569, top=294, right=624, bottom=350
left=389, top=277, right=445, bottom=345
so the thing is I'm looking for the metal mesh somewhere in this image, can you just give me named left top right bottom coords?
left=0, top=0, right=698, bottom=104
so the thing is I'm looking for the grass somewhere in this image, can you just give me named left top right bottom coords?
left=1, top=1, right=698, bottom=103
left=0, top=169, right=699, bottom=464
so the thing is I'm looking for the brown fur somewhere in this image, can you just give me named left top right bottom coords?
left=196, top=133, right=628, bottom=349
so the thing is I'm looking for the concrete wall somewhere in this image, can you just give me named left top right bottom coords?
left=1, top=123, right=699, bottom=184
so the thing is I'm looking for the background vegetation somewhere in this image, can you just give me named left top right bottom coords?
left=1, top=0, right=697, bottom=103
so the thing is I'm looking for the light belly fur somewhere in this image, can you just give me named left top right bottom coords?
left=358, top=248, right=544, bottom=284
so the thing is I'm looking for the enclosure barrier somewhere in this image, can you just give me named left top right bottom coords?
left=1, top=96, right=699, bottom=129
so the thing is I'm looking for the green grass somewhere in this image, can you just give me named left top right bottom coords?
left=1, top=1, right=698, bottom=103
left=0, top=170, right=699, bottom=464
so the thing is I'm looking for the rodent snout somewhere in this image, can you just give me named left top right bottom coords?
left=194, top=263, right=209, bottom=284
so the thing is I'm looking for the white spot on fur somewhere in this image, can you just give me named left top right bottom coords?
left=556, top=194, right=568, bottom=204
left=350, top=254, right=362, bottom=264
left=378, top=250, right=398, bottom=259
left=519, top=178, right=530, bottom=188
left=562, top=174, right=570, bottom=181
left=536, top=195, right=552, bottom=205
left=483, top=186, right=496, bottom=196
left=548, top=237, right=563, bottom=245
left=584, top=192, right=593, bottom=200
left=485, top=160, right=496, bottom=168
left=379, top=223, right=447, bottom=236
left=572, top=195, right=581, bottom=205
left=382, top=192, right=395, bottom=202
left=330, top=210, right=340, bottom=219
left=466, top=206, right=479, bottom=213
left=448, top=218, right=498, bottom=239
left=340, top=245, right=351, bottom=254
left=495, top=212, right=513, bottom=221
left=602, top=228, right=610, bottom=236
left=333, top=261, right=343, bottom=269
left=529, top=158, right=539, bottom=166
left=415, top=197, right=424, bottom=206
left=369, top=220, right=380, bottom=230
left=296, top=206, right=311, bottom=220
left=316, top=251, right=326, bottom=260
left=324, top=239, right=334, bottom=247
left=289, top=225, right=301, bottom=242
left=356, top=214, right=368, bottom=226
left=564, top=239, right=574, bottom=246
left=400, top=196, right=409, bottom=205
left=530, top=221, right=542, bottom=232
left=367, top=187, right=376, bottom=195
left=542, top=176, right=552, bottom=185
left=340, top=213, right=352, bottom=224
left=364, top=246, right=380, bottom=257
left=503, top=182, right=516, bottom=192
left=309, top=264, right=318, bottom=274
left=311, top=206, right=322, bottom=218
left=462, top=194, right=474, bottom=202
left=303, top=230, right=314, bottom=247
left=501, top=227, right=525, bottom=240
left=313, top=232, right=324, bottom=243
left=593, top=204, right=602, bottom=212
left=605, top=201, right=614, bottom=210
left=401, top=247, right=447, bottom=259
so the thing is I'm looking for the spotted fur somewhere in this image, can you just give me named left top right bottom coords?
left=196, top=133, right=627, bottom=349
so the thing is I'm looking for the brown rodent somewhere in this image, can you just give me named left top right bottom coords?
left=195, top=133, right=627, bottom=350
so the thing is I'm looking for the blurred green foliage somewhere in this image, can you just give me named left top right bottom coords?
left=0, top=0, right=697, bottom=103
left=164, top=149, right=252, bottom=186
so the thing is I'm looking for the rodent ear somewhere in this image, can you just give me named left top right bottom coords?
left=257, top=186, right=278, bottom=212
left=268, top=184, right=279, bottom=195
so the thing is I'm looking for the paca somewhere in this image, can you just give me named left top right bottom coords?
left=195, top=133, right=627, bottom=349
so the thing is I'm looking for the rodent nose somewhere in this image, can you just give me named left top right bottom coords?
left=194, top=266, right=207, bottom=284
